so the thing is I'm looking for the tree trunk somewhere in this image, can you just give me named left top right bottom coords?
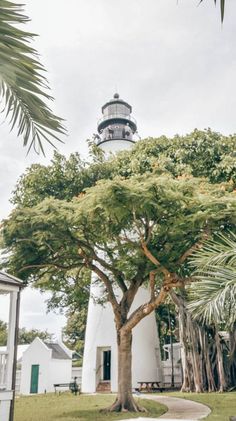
left=187, top=313, right=203, bottom=392
left=178, top=302, right=191, bottom=392
left=215, top=329, right=227, bottom=392
left=107, top=329, right=145, bottom=412
left=199, top=327, right=216, bottom=392
left=229, top=323, right=236, bottom=387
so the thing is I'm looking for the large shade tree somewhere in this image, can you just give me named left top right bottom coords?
left=2, top=129, right=235, bottom=395
left=0, top=0, right=65, bottom=153
left=2, top=173, right=236, bottom=411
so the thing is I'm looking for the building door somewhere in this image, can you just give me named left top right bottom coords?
left=103, top=350, right=111, bottom=381
left=30, top=364, right=39, bottom=393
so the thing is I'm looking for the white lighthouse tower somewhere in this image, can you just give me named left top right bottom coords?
left=81, top=94, right=162, bottom=393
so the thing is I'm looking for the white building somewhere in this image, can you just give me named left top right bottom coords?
left=82, top=94, right=163, bottom=393
left=20, top=337, right=72, bottom=394
left=0, top=271, right=22, bottom=421
left=162, top=342, right=182, bottom=387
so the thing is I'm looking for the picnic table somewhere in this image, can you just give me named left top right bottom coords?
left=137, top=381, right=163, bottom=393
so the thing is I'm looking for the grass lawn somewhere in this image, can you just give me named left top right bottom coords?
left=14, top=393, right=167, bottom=421
left=170, top=391, right=236, bottom=421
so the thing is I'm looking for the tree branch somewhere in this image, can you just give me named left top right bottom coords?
left=149, top=269, right=159, bottom=300
left=177, top=230, right=210, bottom=264
left=141, top=241, right=171, bottom=278
left=89, top=262, right=121, bottom=321
left=120, top=264, right=147, bottom=316
left=76, top=238, right=128, bottom=293
left=122, top=287, right=168, bottom=333
left=18, top=262, right=81, bottom=272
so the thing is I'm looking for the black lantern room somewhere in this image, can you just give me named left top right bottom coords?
left=96, top=93, right=137, bottom=146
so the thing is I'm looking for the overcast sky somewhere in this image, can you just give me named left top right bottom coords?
left=1, top=0, right=236, bottom=338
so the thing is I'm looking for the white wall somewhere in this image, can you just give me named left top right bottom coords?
left=20, top=338, right=72, bottom=394
left=99, top=139, right=135, bottom=154
left=82, top=281, right=117, bottom=392
left=162, top=361, right=182, bottom=386
left=49, top=359, right=71, bottom=390
left=17, top=366, right=77, bottom=395
left=82, top=284, right=162, bottom=393
left=20, top=338, right=51, bottom=394
left=71, top=367, right=82, bottom=384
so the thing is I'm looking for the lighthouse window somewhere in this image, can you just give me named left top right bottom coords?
left=116, top=104, right=129, bottom=116
left=103, top=103, right=130, bottom=117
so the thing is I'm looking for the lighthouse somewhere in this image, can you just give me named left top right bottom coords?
left=81, top=94, right=162, bottom=393
left=96, top=92, right=137, bottom=153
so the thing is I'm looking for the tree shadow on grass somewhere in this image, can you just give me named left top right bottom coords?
left=58, top=399, right=167, bottom=420
left=58, top=408, right=142, bottom=420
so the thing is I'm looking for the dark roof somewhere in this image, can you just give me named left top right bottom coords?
left=45, top=342, right=71, bottom=360
left=0, top=271, right=23, bottom=288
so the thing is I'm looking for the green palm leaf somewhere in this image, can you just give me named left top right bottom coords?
left=0, top=1, right=66, bottom=154
left=188, top=232, right=236, bottom=326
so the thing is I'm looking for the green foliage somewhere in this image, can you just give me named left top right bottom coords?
left=10, top=130, right=236, bottom=210
left=2, top=174, right=236, bottom=288
left=63, top=308, right=88, bottom=358
left=188, top=232, right=236, bottom=327
left=155, top=303, right=177, bottom=359
left=0, top=319, right=7, bottom=345
left=18, top=327, right=53, bottom=344
left=0, top=320, right=53, bottom=345
left=0, top=1, right=66, bottom=153
left=11, top=150, right=110, bottom=207
left=111, top=130, right=236, bottom=185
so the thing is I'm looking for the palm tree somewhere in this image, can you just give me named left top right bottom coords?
left=188, top=231, right=236, bottom=327
left=0, top=1, right=66, bottom=154
left=188, top=231, right=236, bottom=388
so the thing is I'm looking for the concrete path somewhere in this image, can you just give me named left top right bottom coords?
left=118, top=394, right=211, bottom=421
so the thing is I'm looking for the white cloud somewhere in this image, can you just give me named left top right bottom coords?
left=0, top=288, right=66, bottom=339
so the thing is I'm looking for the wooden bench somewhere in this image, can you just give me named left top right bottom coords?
left=54, top=381, right=80, bottom=395
left=137, top=381, right=164, bottom=393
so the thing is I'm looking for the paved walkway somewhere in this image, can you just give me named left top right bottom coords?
left=118, top=394, right=211, bottom=421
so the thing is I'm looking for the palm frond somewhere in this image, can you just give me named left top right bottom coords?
left=199, top=0, right=225, bottom=22
left=188, top=232, right=236, bottom=326
left=0, top=1, right=66, bottom=154
left=189, top=231, right=236, bottom=268
left=188, top=266, right=236, bottom=325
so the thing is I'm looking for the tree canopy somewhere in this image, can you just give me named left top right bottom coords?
left=3, top=174, right=236, bottom=284
left=9, top=130, right=236, bottom=212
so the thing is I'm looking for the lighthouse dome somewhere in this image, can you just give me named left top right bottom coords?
left=97, top=93, right=137, bottom=150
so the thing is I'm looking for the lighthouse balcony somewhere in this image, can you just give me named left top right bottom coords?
left=97, top=113, right=137, bottom=133
left=97, top=125, right=135, bottom=145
